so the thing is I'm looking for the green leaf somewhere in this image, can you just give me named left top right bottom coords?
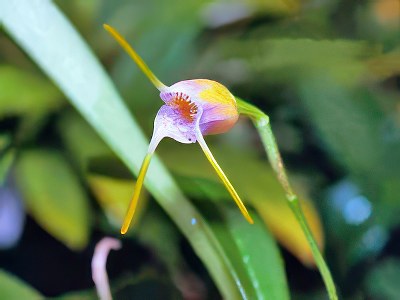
left=0, top=65, right=64, bottom=141
left=0, top=148, right=15, bottom=185
left=111, top=272, right=181, bottom=300
left=223, top=38, right=380, bottom=86
left=164, top=176, right=290, bottom=299
left=159, top=141, right=323, bottom=266
left=0, top=1, right=278, bottom=298
left=57, top=271, right=181, bottom=300
left=0, top=134, right=11, bottom=151
left=0, top=65, right=62, bottom=117
left=57, top=112, right=112, bottom=173
left=61, top=110, right=292, bottom=299
left=60, top=111, right=291, bottom=298
left=298, top=77, right=384, bottom=177
left=0, top=134, right=15, bottom=185
left=213, top=207, right=290, bottom=300
left=87, top=174, right=148, bottom=229
left=15, top=149, right=90, bottom=250
left=365, top=258, right=400, bottom=300
left=55, top=291, right=95, bottom=300
left=86, top=157, right=291, bottom=299
left=298, top=75, right=400, bottom=228
left=0, top=269, right=42, bottom=300
left=136, top=207, right=182, bottom=271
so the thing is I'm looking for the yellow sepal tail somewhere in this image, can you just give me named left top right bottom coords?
left=121, top=153, right=152, bottom=234
left=196, top=131, right=254, bottom=224
left=103, top=24, right=166, bottom=91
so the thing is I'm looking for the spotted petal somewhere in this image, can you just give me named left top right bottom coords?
left=148, top=105, right=199, bottom=153
left=104, top=24, right=253, bottom=234
left=120, top=105, right=200, bottom=234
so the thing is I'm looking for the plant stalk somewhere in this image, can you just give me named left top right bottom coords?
left=236, top=97, right=338, bottom=300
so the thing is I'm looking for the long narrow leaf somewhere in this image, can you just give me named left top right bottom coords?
left=0, top=1, right=288, bottom=299
left=60, top=112, right=292, bottom=299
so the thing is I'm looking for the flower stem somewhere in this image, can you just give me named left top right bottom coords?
left=288, top=196, right=338, bottom=300
left=236, top=97, right=338, bottom=300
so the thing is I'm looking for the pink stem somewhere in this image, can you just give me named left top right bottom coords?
left=92, top=237, right=122, bottom=300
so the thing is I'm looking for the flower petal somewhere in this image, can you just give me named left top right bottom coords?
left=195, top=128, right=254, bottom=224
left=161, top=80, right=239, bottom=136
left=148, top=105, right=198, bottom=152
left=120, top=152, right=152, bottom=234
left=103, top=24, right=166, bottom=91
left=121, top=105, right=200, bottom=234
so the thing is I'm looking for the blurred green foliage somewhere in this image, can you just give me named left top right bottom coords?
left=0, top=0, right=399, bottom=299
left=365, top=258, right=400, bottom=300
left=0, top=270, right=42, bottom=300
left=15, top=150, right=91, bottom=250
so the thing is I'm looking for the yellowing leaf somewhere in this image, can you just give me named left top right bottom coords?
left=372, top=0, right=400, bottom=27
left=87, top=174, right=148, bottom=230
left=15, top=150, right=90, bottom=250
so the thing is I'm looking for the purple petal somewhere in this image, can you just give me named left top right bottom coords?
left=160, top=80, right=238, bottom=136
left=148, top=105, right=200, bottom=153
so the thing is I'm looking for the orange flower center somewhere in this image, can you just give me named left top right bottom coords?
left=169, top=92, right=198, bottom=122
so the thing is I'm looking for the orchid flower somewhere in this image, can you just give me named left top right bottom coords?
left=104, top=24, right=254, bottom=234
